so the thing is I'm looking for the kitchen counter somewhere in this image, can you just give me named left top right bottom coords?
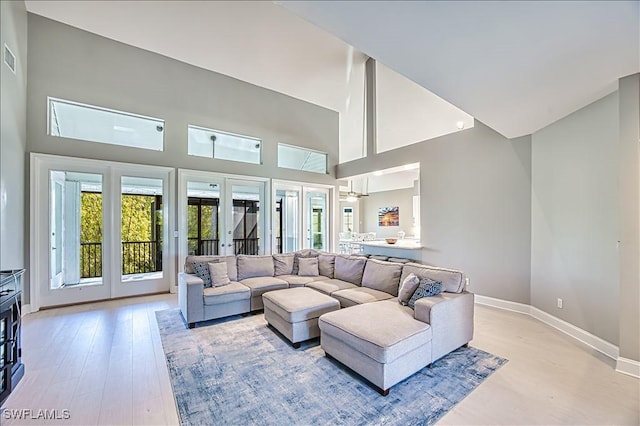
left=345, top=239, right=422, bottom=260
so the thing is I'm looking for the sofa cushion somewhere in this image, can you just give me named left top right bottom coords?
left=273, top=253, right=294, bottom=276
left=334, top=256, right=367, bottom=285
left=240, top=276, right=288, bottom=295
left=331, top=287, right=394, bottom=308
left=193, top=262, right=213, bottom=288
left=318, top=300, right=432, bottom=363
left=276, top=275, right=315, bottom=287
left=306, top=279, right=358, bottom=295
left=292, top=250, right=319, bottom=275
left=185, top=255, right=238, bottom=281
left=237, top=255, right=275, bottom=280
left=318, top=254, right=336, bottom=279
left=407, top=278, right=442, bottom=309
left=361, top=259, right=403, bottom=296
left=298, top=257, right=319, bottom=276
left=262, top=288, right=340, bottom=323
left=208, top=261, right=231, bottom=287
left=401, top=264, right=466, bottom=293
left=203, top=282, right=250, bottom=305
left=369, top=255, right=389, bottom=261
left=398, top=273, right=420, bottom=305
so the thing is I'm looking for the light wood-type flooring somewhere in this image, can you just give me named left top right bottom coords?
left=2, top=293, right=638, bottom=425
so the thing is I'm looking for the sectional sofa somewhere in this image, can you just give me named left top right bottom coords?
left=178, top=249, right=474, bottom=395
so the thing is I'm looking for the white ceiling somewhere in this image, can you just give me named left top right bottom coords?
left=281, top=1, right=640, bottom=138
left=25, top=1, right=639, bottom=143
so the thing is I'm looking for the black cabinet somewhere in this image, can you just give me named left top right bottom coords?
left=0, top=269, right=24, bottom=406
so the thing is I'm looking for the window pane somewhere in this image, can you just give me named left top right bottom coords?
left=278, top=144, right=327, bottom=174
left=49, top=98, right=164, bottom=151
left=188, top=125, right=261, bottom=164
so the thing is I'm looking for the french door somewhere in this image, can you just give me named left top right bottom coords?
left=178, top=170, right=268, bottom=270
left=31, top=154, right=174, bottom=309
left=272, top=181, right=332, bottom=253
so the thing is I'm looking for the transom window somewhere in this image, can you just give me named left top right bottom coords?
left=188, top=125, right=262, bottom=165
left=277, top=143, right=328, bottom=174
left=48, top=97, right=164, bottom=151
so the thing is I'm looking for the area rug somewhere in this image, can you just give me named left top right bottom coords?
left=155, top=309, right=507, bottom=425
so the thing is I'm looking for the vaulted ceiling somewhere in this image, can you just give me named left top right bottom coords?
left=26, top=1, right=639, bottom=140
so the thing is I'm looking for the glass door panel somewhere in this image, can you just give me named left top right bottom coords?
left=225, top=180, right=264, bottom=255
left=120, top=176, right=164, bottom=281
left=305, top=190, right=328, bottom=251
left=275, top=188, right=300, bottom=253
left=50, top=171, right=104, bottom=288
left=186, top=181, right=221, bottom=255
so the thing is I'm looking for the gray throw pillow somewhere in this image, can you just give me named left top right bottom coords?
left=292, top=252, right=318, bottom=275
left=273, top=253, right=294, bottom=276
left=208, top=261, right=231, bottom=287
left=298, top=257, right=319, bottom=277
left=407, top=278, right=442, bottom=309
left=398, top=272, right=420, bottom=305
left=193, top=261, right=213, bottom=288
left=318, top=254, right=335, bottom=278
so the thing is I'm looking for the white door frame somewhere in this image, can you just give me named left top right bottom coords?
left=30, top=153, right=175, bottom=311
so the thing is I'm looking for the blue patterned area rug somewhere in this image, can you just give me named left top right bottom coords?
left=155, top=309, right=507, bottom=426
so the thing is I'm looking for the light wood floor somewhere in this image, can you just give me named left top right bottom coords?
left=2, top=294, right=638, bottom=425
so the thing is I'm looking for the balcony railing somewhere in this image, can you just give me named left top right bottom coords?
left=233, top=238, right=259, bottom=255
left=80, top=241, right=162, bottom=278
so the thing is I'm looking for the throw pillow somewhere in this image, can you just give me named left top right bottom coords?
left=193, top=261, right=213, bottom=288
left=292, top=252, right=318, bottom=275
left=208, top=261, right=231, bottom=287
left=298, top=257, right=319, bottom=277
left=398, top=272, right=420, bottom=306
left=407, top=277, right=442, bottom=309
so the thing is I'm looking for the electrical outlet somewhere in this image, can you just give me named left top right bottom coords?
left=465, top=277, right=470, bottom=288
left=557, top=298, right=563, bottom=309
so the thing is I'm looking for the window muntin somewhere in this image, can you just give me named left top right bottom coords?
left=188, top=125, right=261, bottom=165
left=277, top=144, right=328, bottom=174
left=48, top=97, right=164, bottom=151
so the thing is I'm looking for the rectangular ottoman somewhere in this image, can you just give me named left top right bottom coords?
left=319, top=300, right=433, bottom=395
left=263, top=287, right=340, bottom=348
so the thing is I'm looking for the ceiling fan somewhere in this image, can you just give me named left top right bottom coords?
left=339, top=179, right=369, bottom=202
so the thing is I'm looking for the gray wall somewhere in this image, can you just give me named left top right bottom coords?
left=360, top=188, right=415, bottom=238
left=617, top=74, right=640, bottom=361
left=25, top=14, right=339, bottom=303
left=531, top=92, right=620, bottom=345
left=0, top=1, right=27, bottom=271
left=338, top=121, right=532, bottom=304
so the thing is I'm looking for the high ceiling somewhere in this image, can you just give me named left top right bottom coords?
left=281, top=1, right=640, bottom=138
left=26, top=1, right=639, bottom=141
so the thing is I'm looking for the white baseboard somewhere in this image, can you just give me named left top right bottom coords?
left=616, top=357, right=640, bottom=378
left=21, top=304, right=32, bottom=317
left=475, top=295, right=622, bottom=363
left=474, top=295, right=530, bottom=315
left=529, top=306, right=619, bottom=361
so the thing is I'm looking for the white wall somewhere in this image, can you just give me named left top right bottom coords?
left=0, top=1, right=27, bottom=271
left=531, top=92, right=620, bottom=345
left=338, top=122, right=532, bottom=304
left=360, top=188, right=415, bottom=238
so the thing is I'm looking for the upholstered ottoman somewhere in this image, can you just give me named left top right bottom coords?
left=263, top=287, right=340, bottom=348
left=318, top=300, right=433, bottom=396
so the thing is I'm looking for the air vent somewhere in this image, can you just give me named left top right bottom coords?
left=4, top=44, right=16, bottom=74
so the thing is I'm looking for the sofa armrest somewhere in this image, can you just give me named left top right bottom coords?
left=178, top=272, right=204, bottom=326
left=414, top=291, right=474, bottom=361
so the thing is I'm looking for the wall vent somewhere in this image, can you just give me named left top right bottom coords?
left=4, top=44, right=16, bottom=74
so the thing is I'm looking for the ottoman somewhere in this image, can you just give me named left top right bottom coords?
left=263, top=287, right=340, bottom=348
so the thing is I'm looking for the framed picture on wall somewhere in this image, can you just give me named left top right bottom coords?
left=378, top=206, right=399, bottom=227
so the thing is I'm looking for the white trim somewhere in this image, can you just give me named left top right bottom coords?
left=615, top=357, right=640, bottom=378
left=474, top=294, right=530, bottom=315
left=475, top=295, right=620, bottom=362
left=529, top=306, right=619, bottom=361
left=21, top=304, right=32, bottom=317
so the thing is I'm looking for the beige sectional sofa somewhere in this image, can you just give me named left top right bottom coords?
left=178, top=249, right=474, bottom=395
